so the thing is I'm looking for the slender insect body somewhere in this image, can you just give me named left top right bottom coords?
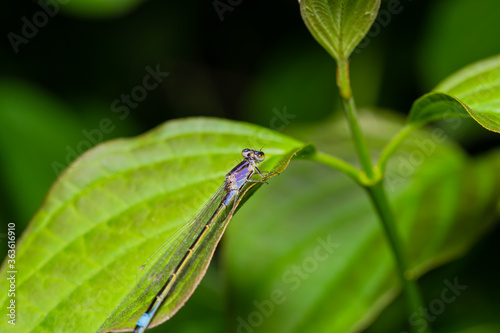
left=225, top=162, right=254, bottom=203
left=133, top=148, right=267, bottom=333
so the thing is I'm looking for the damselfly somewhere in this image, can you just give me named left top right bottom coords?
left=133, top=148, right=268, bottom=333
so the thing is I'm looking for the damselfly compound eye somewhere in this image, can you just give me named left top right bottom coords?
left=242, top=148, right=251, bottom=158
left=256, top=151, right=265, bottom=162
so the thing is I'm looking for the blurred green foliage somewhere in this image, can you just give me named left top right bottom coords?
left=0, top=0, right=499, bottom=332
left=418, top=0, right=500, bottom=89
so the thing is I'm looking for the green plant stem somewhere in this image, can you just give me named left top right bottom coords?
left=377, top=123, right=419, bottom=173
left=366, top=182, right=430, bottom=333
left=335, top=58, right=431, bottom=333
left=312, top=151, right=363, bottom=185
left=336, top=59, right=375, bottom=179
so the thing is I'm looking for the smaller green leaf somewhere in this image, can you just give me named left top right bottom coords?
left=300, top=0, right=381, bottom=61
left=408, top=54, right=500, bottom=132
left=407, top=92, right=471, bottom=125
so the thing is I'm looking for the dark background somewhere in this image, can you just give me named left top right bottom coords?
left=1, top=0, right=500, bottom=332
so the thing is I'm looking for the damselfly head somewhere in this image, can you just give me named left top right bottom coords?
left=242, top=148, right=265, bottom=163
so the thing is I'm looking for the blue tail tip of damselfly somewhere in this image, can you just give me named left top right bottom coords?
left=134, top=313, right=152, bottom=333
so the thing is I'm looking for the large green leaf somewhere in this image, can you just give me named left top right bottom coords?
left=223, top=111, right=500, bottom=332
left=0, top=118, right=310, bottom=333
left=299, top=0, right=381, bottom=61
left=408, top=55, right=500, bottom=133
